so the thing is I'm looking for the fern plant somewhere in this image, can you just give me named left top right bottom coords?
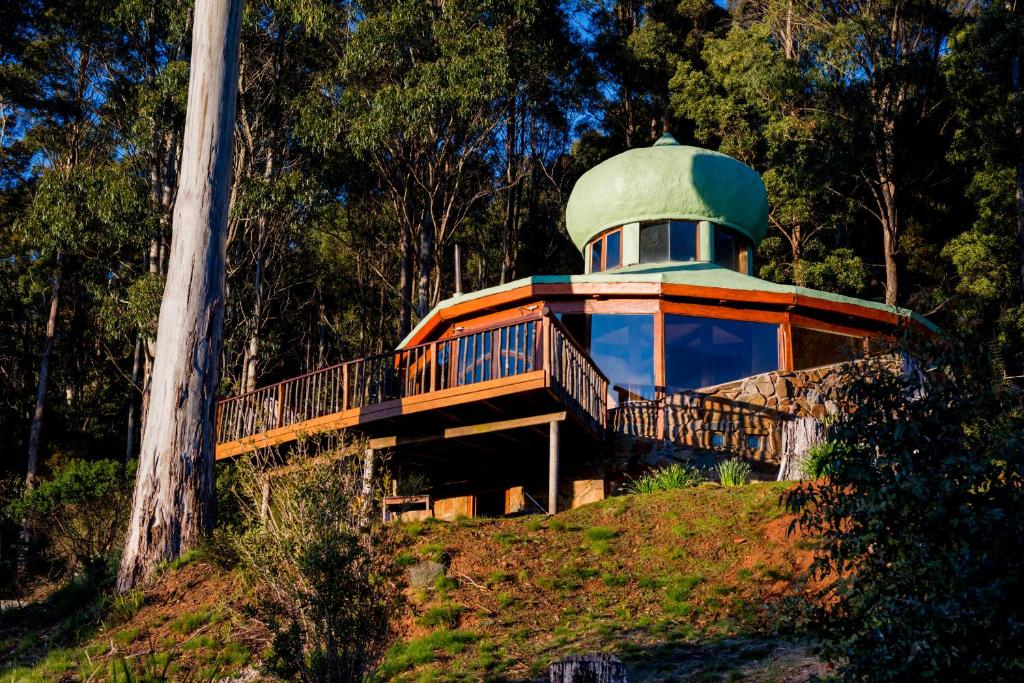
left=716, top=458, right=751, bottom=487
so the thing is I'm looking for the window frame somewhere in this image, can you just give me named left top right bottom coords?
left=587, top=227, right=624, bottom=272
left=639, top=219, right=700, bottom=265
left=712, top=225, right=750, bottom=274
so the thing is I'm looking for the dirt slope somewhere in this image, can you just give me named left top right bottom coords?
left=1, top=482, right=825, bottom=681
left=384, top=481, right=826, bottom=681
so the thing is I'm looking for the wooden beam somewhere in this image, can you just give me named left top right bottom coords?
left=368, top=411, right=566, bottom=450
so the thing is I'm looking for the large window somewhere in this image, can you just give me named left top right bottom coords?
left=588, top=228, right=622, bottom=272
left=664, top=315, right=778, bottom=393
left=557, top=313, right=655, bottom=404
left=792, top=327, right=865, bottom=370
left=640, top=220, right=698, bottom=264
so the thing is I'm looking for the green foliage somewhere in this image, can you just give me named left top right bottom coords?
left=233, top=446, right=404, bottom=682
left=716, top=459, right=751, bottom=487
left=800, top=442, right=840, bottom=480
left=785, top=342, right=1024, bottom=679
left=11, top=459, right=132, bottom=577
left=106, top=589, right=146, bottom=626
left=418, top=603, right=464, bottom=629
left=626, top=463, right=703, bottom=494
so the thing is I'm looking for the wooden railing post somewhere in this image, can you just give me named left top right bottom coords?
left=541, top=316, right=552, bottom=376
left=429, top=342, right=437, bottom=392
left=276, top=383, right=285, bottom=428
left=342, top=363, right=349, bottom=411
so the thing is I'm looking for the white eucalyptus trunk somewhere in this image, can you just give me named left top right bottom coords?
left=118, top=0, right=244, bottom=592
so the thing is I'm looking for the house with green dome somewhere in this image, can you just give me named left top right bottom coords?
left=215, top=136, right=934, bottom=518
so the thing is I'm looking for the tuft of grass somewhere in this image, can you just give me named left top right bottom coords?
left=106, top=589, right=145, bottom=626
left=395, top=550, right=418, bottom=567
left=376, top=629, right=480, bottom=678
left=717, top=458, right=752, bottom=487
left=419, top=603, right=464, bottom=629
left=169, top=608, right=214, bottom=636
left=626, top=463, right=703, bottom=494
left=486, top=570, right=514, bottom=586
left=113, top=626, right=142, bottom=646
left=584, top=526, right=617, bottom=554
left=492, top=531, right=521, bottom=550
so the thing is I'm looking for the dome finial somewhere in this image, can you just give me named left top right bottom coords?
left=653, top=133, right=679, bottom=147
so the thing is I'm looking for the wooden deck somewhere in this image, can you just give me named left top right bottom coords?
left=215, top=314, right=608, bottom=459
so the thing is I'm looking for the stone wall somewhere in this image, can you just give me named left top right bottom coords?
left=609, top=355, right=903, bottom=474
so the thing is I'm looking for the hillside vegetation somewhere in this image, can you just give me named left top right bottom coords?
left=1, top=482, right=823, bottom=681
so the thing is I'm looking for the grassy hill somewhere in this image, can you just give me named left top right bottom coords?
left=1, top=482, right=825, bottom=681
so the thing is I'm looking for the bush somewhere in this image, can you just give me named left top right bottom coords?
left=626, top=463, right=703, bottom=494
left=716, top=459, right=751, bottom=487
left=10, top=459, right=132, bottom=578
left=800, top=441, right=844, bottom=479
left=233, top=441, right=404, bottom=682
left=785, top=343, right=1024, bottom=679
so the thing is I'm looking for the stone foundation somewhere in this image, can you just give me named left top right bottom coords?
left=609, top=355, right=903, bottom=475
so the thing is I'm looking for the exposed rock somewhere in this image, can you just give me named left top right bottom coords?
left=408, top=560, right=445, bottom=588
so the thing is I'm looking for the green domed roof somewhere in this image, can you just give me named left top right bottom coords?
left=565, top=135, right=769, bottom=251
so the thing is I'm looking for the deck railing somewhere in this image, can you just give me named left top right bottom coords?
left=216, top=314, right=608, bottom=445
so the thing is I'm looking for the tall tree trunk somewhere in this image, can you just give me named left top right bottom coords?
left=23, top=250, right=64, bottom=506
left=398, top=227, right=413, bottom=339
left=878, top=179, right=899, bottom=306
left=125, top=334, right=143, bottom=462
left=118, top=0, right=244, bottom=592
left=417, top=217, right=434, bottom=320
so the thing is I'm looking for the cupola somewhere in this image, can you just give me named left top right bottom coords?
left=566, top=134, right=769, bottom=275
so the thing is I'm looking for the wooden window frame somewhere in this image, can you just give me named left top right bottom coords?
left=712, top=225, right=751, bottom=275
left=588, top=227, right=623, bottom=272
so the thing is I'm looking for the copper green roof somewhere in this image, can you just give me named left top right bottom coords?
left=400, top=262, right=937, bottom=347
left=565, top=135, right=769, bottom=251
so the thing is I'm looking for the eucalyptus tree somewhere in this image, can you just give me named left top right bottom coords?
left=118, top=0, right=243, bottom=591
left=672, top=22, right=866, bottom=293
left=333, top=0, right=511, bottom=335
left=801, top=0, right=972, bottom=306
left=491, top=0, right=587, bottom=284
left=226, top=0, right=351, bottom=393
left=942, top=0, right=1024, bottom=371
left=9, top=0, right=152, bottom=498
left=581, top=0, right=727, bottom=149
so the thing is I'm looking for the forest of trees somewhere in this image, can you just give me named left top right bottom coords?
left=1, top=0, right=1022, bottom=548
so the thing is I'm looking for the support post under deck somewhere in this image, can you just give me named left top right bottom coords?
left=548, top=419, right=560, bottom=515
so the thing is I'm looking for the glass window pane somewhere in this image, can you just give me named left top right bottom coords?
left=640, top=222, right=669, bottom=263
left=669, top=221, right=698, bottom=261
left=588, top=314, right=655, bottom=405
left=664, top=315, right=778, bottom=393
left=792, top=327, right=865, bottom=370
left=605, top=230, right=621, bottom=269
left=714, top=228, right=740, bottom=271
left=590, top=239, right=603, bottom=272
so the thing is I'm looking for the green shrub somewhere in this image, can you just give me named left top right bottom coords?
left=10, top=459, right=132, bottom=577
left=800, top=441, right=840, bottom=479
left=626, top=463, right=703, bottom=494
left=233, top=444, right=404, bottom=682
left=785, top=343, right=1024, bottom=679
left=716, top=459, right=751, bottom=487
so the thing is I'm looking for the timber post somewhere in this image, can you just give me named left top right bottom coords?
left=360, top=446, right=375, bottom=528
left=548, top=419, right=559, bottom=515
